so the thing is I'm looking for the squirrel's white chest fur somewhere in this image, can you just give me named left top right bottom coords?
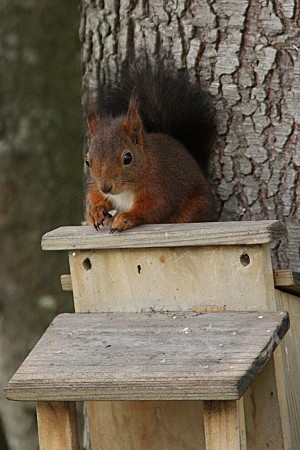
left=105, top=190, right=135, bottom=213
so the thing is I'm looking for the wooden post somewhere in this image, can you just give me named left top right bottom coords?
left=36, top=402, right=79, bottom=450
left=203, top=400, right=246, bottom=450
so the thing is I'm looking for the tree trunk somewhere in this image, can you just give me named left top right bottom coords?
left=80, top=3, right=299, bottom=448
left=0, top=1, right=82, bottom=449
left=80, top=0, right=300, bottom=271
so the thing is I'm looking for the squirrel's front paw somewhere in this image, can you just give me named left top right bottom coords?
left=110, top=212, right=137, bottom=233
left=88, top=206, right=111, bottom=231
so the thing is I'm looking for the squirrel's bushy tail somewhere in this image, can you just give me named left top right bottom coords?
left=95, top=57, right=216, bottom=172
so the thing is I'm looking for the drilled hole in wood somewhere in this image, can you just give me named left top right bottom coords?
left=82, top=258, right=92, bottom=271
left=240, top=253, right=250, bottom=267
left=137, top=264, right=141, bottom=274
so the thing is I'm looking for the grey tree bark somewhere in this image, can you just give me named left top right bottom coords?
left=0, top=1, right=82, bottom=449
left=80, top=0, right=300, bottom=271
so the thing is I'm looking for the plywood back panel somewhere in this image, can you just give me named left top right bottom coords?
left=69, top=244, right=276, bottom=313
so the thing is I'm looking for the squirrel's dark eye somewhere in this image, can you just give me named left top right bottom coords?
left=85, top=158, right=90, bottom=167
left=123, top=152, right=133, bottom=165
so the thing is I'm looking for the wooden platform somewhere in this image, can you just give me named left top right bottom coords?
left=41, top=220, right=286, bottom=250
left=6, top=219, right=298, bottom=449
left=5, top=311, right=289, bottom=402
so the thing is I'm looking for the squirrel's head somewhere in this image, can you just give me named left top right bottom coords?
left=85, top=95, right=146, bottom=195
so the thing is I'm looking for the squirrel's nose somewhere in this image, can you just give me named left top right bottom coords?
left=101, top=185, right=112, bottom=194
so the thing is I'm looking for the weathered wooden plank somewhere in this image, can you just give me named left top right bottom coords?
left=203, top=400, right=246, bottom=450
left=61, top=274, right=73, bottom=292
left=5, top=311, right=289, bottom=402
left=87, top=400, right=205, bottom=450
left=274, top=269, right=300, bottom=297
left=61, top=269, right=300, bottom=299
left=243, top=356, right=284, bottom=449
left=68, top=245, right=276, bottom=312
left=36, top=401, right=79, bottom=450
left=275, top=290, right=300, bottom=449
left=41, top=220, right=286, bottom=251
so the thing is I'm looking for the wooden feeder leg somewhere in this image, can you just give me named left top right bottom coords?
left=203, top=400, right=246, bottom=450
left=36, top=401, right=80, bottom=450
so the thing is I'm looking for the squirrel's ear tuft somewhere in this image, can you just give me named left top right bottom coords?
left=85, top=99, right=99, bottom=136
left=123, top=95, right=143, bottom=145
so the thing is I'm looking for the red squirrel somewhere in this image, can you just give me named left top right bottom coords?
left=85, top=60, right=217, bottom=232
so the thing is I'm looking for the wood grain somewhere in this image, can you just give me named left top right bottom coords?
left=68, top=245, right=277, bottom=313
left=87, top=400, right=205, bottom=450
left=36, top=401, right=79, bottom=450
left=41, top=220, right=286, bottom=251
left=61, top=274, right=73, bottom=292
left=274, top=270, right=300, bottom=297
left=275, top=290, right=300, bottom=449
left=203, top=400, right=246, bottom=450
left=5, top=311, right=289, bottom=402
left=243, top=356, right=284, bottom=449
left=61, top=269, right=300, bottom=298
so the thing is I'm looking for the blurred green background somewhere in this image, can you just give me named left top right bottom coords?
left=0, top=1, right=83, bottom=448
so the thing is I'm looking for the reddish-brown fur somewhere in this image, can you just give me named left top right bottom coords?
left=86, top=97, right=216, bottom=232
